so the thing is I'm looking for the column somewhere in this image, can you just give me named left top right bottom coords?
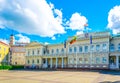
left=116, top=55, right=119, bottom=69
left=50, top=58, right=53, bottom=68
left=56, top=57, right=58, bottom=68
left=46, top=58, right=48, bottom=68
left=62, top=57, right=64, bottom=68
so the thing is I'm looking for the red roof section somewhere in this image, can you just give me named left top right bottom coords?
left=0, top=41, right=9, bottom=47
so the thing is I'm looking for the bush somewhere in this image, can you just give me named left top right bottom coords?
left=11, top=65, right=24, bottom=69
left=0, top=65, right=12, bottom=70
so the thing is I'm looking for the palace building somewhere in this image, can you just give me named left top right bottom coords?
left=25, top=31, right=120, bottom=70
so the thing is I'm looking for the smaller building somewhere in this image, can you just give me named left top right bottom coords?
left=10, top=45, right=26, bottom=65
left=0, top=41, right=9, bottom=65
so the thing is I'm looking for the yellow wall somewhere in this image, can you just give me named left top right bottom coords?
left=0, top=42, right=9, bottom=65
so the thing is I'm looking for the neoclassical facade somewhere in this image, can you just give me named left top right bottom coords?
left=25, top=31, right=120, bottom=70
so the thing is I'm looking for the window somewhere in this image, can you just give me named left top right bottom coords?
left=103, top=44, right=107, bottom=50
left=37, top=49, right=40, bottom=54
left=79, top=46, right=82, bottom=53
left=28, top=60, right=30, bottom=64
left=32, top=60, right=34, bottom=64
left=84, top=58, right=88, bottom=63
left=118, top=43, right=120, bottom=51
left=90, top=45, right=94, bottom=51
left=79, top=58, right=82, bottom=63
left=74, top=46, right=77, bottom=52
left=32, top=50, right=34, bottom=55
left=28, top=50, right=30, bottom=56
left=51, top=49, right=54, bottom=54
left=96, top=57, right=100, bottom=64
left=56, top=49, right=59, bottom=54
left=96, top=45, right=100, bottom=51
left=85, top=46, right=88, bottom=52
left=37, top=59, right=39, bottom=63
left=61, top=48, right=64, bottom=53
left=110, top=44, right=114, bottom=51
left=102, top=57, right=107, bottom=63
left=69, top=47, right=72, bottom=53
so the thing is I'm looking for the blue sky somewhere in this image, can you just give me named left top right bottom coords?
left=0, top=0, right=120, bottom=44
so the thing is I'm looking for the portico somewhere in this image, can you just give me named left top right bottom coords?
left=42, top=57, right=67, bottom=69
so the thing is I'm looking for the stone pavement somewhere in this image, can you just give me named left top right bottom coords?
left=0, top=70, right=120, bottom=83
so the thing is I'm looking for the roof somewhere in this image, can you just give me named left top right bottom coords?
left=0, top=41, right=9, bottom=47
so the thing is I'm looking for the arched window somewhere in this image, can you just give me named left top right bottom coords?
left=118, top=43, right=120, bottom=51
left=32, top=50, right=34, bottom=55
left=110, top=44, right=114, bottom=51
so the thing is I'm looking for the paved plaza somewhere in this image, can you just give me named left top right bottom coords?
left=0, top=70, right=120, bottom=83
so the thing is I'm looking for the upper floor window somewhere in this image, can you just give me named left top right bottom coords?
left=32, top=50, right=34, bottom=55
left=61, top=48, right=64, bottom=53
left=37, top=59, right=39, bottom=63
left=69, top=47, right=72, bottom=53
left=37, top=49, right=40, bottom=54
left=90, top=45, right=94, bottom=51
left=74, top=46, right=77, bottom=52
left=96, top=45, right=100, bottom=51
left=28, top=50, right=30, bottom=56
left=85, top=46, right=88, bottom=52
left=118, top=43, right=120, bottom=51
left=56, top=49, right=59, bottom=54
left=103, top=44, right=107, bottom=50
left=51, top=49, right=54, bottom=54
left=79, top=46, right=82, bottom=53
left=110, top=44, right=114, bottom=51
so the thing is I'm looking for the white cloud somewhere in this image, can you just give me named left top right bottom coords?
left=76, top=31, right=83, bottom=35
left=67, top=12, right=88, bottom=30
left=44, top=42, right=50, bottom=45
left=0, top=0, right=65, bottom=37
left=15, top=34, right=30, bottom=43
left=51, top=36, right=56, bottom=40
left=107, top=6, right=120, bottom=34
left=0, top=39, right=9, bottom=44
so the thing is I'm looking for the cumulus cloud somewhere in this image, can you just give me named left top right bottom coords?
left=0, top=0, right=65, bottom=37
left=0, top=39, right=9, bottom=44
left=67, top=12, right=88, bottom=30
left=51, top=36, right=56, bottom=40
left=107, top=6, right=120, bottom=34
left=76, top=31, right=83, bottom=35
left=15, top=34, right=30, bottom=43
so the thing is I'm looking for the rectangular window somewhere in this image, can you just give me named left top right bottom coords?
left=69, top=47, right=72, bottom=53
left=96, top=57, right=100, bottom=64
left=103, top=44, right=107, bottom=51
left=90, top=45, right=94, bottom=51
left=96, top=45, right=100, bottom=51
left=102, top=57, right=107, bottom=64
left=79, top=46, right=82, bottom=53
left=85, top=46, right=88, bottom=52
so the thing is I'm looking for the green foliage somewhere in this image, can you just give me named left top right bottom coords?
left=0, top=65, right=12, bottom=70
left=0, top=65, right=24, bottom=70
